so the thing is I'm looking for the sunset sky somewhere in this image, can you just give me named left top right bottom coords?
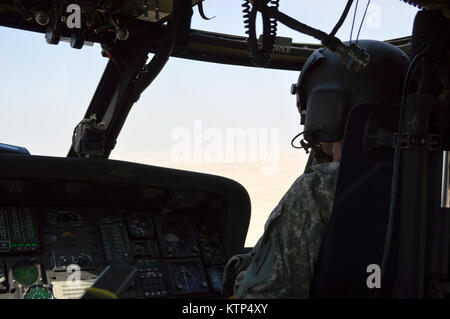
left=0, top=0, right=418, bottom=246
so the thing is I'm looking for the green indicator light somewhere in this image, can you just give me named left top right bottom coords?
left=31, top=243, right=38, bottom=247
left=25, top=243, right=31, bottom=247
left=25, top=286, right=52, bottom=299
left=13, top=260, right=38, bottom=286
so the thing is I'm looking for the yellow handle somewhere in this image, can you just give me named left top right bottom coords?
left=84, top=287, right=118, bottom=299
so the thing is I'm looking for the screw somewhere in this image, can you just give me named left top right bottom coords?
left=35, top=11, right=50, bottom=25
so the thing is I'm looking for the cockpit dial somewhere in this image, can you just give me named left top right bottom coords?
left=12, top=260, right=39, bottom=286
left=196, top=218, right=219, bottom=241
left=24, top=285, right=53, bottom=299
left=200, top=242, right=226, bottom=265
left=127, top=212, right=155, bottom=239
left=162, top=225, right=184, bottom=256
left=169, top=260, right=209, bottom=294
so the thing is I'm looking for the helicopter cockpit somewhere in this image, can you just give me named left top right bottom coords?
left=0, top=0, right=449, bottom=300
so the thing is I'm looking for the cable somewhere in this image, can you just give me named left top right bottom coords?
left=198, top=1, right=215, bottom=20
left=373, top=46, right=429, bottom=299
left=247, top=2, right=369, bottom=71
left=356, top=0, right=371, bottom=45
left=330, top=0, right=354, bottom=37
left=350, top=0, right=359, bottom=44
left=291, top=131, right=313, bottom=153
left=266, top=8, right=328, bottom=40
left=242, top=0, right=279, bottom=67
left=291, top=131, right=306, bottom=149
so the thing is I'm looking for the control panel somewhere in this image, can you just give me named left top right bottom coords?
left=0, top=207, right=228, bottom=299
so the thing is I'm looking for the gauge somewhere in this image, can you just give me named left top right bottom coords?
left=24, top=285, right=53, bottom=299
left=201, top=242, right=226, bottom=265
left=171, top=262, right=209, bottom=294
left=162, top=225, right=185, bottom=255
left=196, top=219, right=219, bottom=241
left=12, top=260, right=39, bottom=286
left=127, top=212, right=155, bottom=238
left=206, top=266, right=224, bottom=292
left=156, top=216, right=199, bottom=257
left=175, top=265, right=201, bottom=291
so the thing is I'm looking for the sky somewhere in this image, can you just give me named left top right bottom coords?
left=0, top=0, right=419, bottom=246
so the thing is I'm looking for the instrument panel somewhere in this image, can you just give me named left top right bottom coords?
left=0, top=207, right=228, bottom=299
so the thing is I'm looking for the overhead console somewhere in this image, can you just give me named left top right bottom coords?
left=0, top=154, right=251, bottom=299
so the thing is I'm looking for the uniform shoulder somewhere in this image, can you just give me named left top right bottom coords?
left=304, top=161, right=340, bottom=175
left=279, top=161, right=340, bottom=210
left=294, top=161, right=340, bottom=188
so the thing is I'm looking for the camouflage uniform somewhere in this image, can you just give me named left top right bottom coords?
left=222, top=148, right=339, bottom=298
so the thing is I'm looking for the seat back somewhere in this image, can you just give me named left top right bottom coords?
left=311, top=103, right=400, bottom=298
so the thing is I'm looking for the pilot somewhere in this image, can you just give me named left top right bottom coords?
left=222, top=39, right=410, bottom=298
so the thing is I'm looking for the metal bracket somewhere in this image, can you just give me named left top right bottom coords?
left=72, top=115, right=106, bottom=158
left=393, top=132, right=442, bottom=151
